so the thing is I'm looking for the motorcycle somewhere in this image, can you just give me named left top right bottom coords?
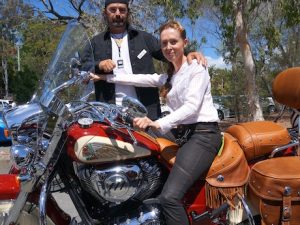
left=0, top=21, right=299, bottom=225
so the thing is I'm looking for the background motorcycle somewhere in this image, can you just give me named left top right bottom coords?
left=0, top=21, right=299, bottom=225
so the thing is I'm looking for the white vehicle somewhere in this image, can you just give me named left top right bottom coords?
left=0, top=99, right=13, bottom=111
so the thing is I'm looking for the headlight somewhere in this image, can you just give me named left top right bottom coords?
left=10, top=145, right=33, bottom=170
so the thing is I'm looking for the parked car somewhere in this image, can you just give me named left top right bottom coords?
left=260, top=97, right=277, bottom=114
left=0, top=100, right=11, bottom=112
left=0, top=111, right=11, bottom=143
left=213, top=96, right=235, bottom=120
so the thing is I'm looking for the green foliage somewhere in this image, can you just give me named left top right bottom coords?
left=21, top=20, right=66, bottom=76
left=210, top=66, right=246, bottom=96
left=4, top=20, right=65, bottom=102
left=10, top=65, right=39, bottom=103
left=186, top=0, right=204, bottom=22
left=281, top=0, right=300, bottom=27
left=264, top=26, right=280, bottom=51
left=149, top=0, right=184, bottom=19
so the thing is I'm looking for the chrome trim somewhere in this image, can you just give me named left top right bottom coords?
left=4, top=103, right=43, bottom=132
left=122, top=96, right=148, bottom=118
left=3, top=115, right=69, bottom=224
left=81, top=165, right=142, bottom=203
left=10, top=145, right=34, bottom=169
left=238, top=194, right=255, bottom=225
left=118, top=204, right=161, bottom=225
left=40, top=90, right=67, bottom=116
left=269, top=140, right=299, bottom=158
left=78, top=117, right=93, bottom=128
left=39, top=176, right=50, bottom=225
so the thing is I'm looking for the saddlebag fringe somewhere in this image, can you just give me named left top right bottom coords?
left=205, top=183, right=246, bottom=209
left=205, top=183, right=246, bottom=224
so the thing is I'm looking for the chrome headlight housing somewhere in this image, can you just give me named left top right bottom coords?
left=4, top=103, right=48, bottom=171
left=4, top=103, right=45, bottom=145
left=10, top=145, right=34, bottom=170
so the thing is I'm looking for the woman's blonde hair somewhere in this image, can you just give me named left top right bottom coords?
left=159, top=21, right=186, bottom=99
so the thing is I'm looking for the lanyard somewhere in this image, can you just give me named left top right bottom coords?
left=113, top=38, right=123, bottom=58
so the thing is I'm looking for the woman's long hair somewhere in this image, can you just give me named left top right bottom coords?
left=159, top=21, right=186, bottom=100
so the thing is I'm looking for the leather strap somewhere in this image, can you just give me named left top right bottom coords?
left=282, top=194, right=292, bottom=225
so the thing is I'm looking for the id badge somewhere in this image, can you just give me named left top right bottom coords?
left=117, top=59, right=124, bottom=69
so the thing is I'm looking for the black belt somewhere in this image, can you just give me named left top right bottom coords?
left=177, top=122, right=218, bottom=131
left=172, top=122, right=217, bottom=146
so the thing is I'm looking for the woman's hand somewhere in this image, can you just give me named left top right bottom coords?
left=89, top=73, right=106, bottom=82
left=133, top=117, right=160, bottom=130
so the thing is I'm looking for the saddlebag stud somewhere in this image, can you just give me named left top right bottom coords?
left=284, top=186, right=292, bottom=196
left=216, top=174, right=224, bottom=182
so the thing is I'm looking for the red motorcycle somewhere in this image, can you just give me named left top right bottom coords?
left=0, top=22, right=299, bottom=225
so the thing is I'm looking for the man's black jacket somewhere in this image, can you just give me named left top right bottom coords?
left=88, top=26, right=165, bottom=120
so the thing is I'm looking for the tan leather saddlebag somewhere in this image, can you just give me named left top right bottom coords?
left=205, top=133, right=250, bottom=209
left=249, top=157, right=300, bottom=225
left=226, top=121, right=291, bottom=161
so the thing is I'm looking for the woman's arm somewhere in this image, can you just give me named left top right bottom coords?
left=89, top=73, right=168, bottom=88
left=157, top=64, right=209, bottom=133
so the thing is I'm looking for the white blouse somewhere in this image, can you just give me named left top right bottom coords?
left=106, top=60, right=219, bottom=133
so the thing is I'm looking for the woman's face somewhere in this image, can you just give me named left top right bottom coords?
left=160, top=28, right=187, bottom=63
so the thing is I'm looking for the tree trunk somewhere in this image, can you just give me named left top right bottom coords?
left=1, top=58, right=9, bottom=98
left=234, top=0, right=264, bottom=121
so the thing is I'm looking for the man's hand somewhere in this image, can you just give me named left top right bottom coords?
left=133, top=117, right=160, bottom=130
left=98, top=59, right=116, bottom=73
left=187, top=52, right=207, bottom=68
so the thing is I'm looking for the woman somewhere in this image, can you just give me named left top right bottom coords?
left=90, top=20, right=222, bottom=225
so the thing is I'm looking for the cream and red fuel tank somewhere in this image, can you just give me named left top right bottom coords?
left=66, top=122, right=160, bottom=164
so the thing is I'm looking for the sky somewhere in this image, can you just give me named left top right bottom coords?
left=26, top=0, right=229, bottom=69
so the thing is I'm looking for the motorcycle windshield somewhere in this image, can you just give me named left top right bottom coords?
left=4, top=21, right=95, bottom=154
left=34, top=20, right=95, bottom=104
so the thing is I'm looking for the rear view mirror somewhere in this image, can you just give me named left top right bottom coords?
left=122, top=96, right=148, bottom=118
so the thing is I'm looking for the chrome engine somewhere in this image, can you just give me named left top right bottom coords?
left=76, top=158, right=163, bottom=205
left=111, top=203, right=163, bottom=225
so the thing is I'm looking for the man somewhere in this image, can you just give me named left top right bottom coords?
left=89, top=0, right=206, bottom=119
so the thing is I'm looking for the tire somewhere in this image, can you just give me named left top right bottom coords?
left=218, top=110, right=224, bottom=120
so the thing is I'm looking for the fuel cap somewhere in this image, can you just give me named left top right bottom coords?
left=78, top=117, right=93, bottom=128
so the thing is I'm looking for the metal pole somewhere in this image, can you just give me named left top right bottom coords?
left=17, top=45, right=20, bottom=71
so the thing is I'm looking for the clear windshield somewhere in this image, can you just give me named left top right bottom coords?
left=34, top=21, right=94, bottom=104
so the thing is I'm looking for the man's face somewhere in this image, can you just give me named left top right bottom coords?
left=104, top=3, right=128, bottom=29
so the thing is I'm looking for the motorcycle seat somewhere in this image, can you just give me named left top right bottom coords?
left=226, top=121, right=291, bottom=161
left=273, top=67, right=300, bottom=109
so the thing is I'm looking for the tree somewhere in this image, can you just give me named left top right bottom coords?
left=233, top=0, right=264, bottom=121
left=0, top=0, right=33, bottom=99
left=33, top=0, right=161, bottom=34
left=7, top=19, right=66, bottom=103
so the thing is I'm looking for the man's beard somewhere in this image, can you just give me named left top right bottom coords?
left=111, top=19, right=126, bottom=27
